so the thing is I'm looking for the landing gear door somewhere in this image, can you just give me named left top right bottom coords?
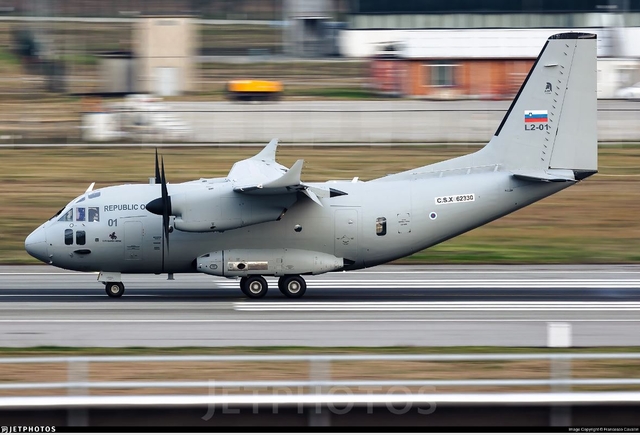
left=334, top=209, right=358, bottom=261
left=124, top=221, right=143, bottom=260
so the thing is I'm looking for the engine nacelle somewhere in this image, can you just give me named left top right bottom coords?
left=171, top=186, right=296, bottom=232
left=196, top=249, right=344, bottom=277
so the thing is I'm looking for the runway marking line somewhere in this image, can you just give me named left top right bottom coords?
left=233, top=301, right=640, bottom=312
left=0, top=319, right=640, bottom=323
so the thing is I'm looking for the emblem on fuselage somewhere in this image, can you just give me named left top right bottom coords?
left=109, top=232, right=117, bottom=240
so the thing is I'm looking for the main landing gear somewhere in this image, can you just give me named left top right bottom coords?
left=278, top=275, right=306, bottom=298
left=240, top=276, right=268, bottom=298
left=240, top=275, right=307, bottom=299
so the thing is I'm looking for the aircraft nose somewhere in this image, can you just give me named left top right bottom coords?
left=25, top=226, right=49, bottom=263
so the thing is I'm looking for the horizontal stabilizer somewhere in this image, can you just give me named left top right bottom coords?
left=512, top=169, right=575, bottom=183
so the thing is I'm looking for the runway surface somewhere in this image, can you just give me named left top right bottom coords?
left=1, top=265, right=640, bottom=348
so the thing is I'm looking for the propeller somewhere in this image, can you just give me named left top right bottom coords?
left=147, top=150, right=172, bottom=272
left=160, top=157, right=171, bottom=250
left=155, top=149, right=161, bottom=184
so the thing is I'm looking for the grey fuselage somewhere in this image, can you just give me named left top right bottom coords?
left=32, top=169, right=570, bottom=275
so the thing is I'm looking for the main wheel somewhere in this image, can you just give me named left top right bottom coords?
left=241, top=276, right=268, bottom=299
left=105, top=282, right=125, bottom=298
left=279, top=275, right=306, bottom=299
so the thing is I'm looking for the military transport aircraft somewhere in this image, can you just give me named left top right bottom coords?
left=25, top=33, right=597, bottom=299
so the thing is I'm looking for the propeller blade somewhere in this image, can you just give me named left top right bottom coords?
left=161, top=157, right=170, bottom=250
left=155, top=149, right=161, bottom=184
left=161, top=157, right=168, bottom=201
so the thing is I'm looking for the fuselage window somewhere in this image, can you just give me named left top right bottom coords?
left=76, top=207, right=86, bottom=222
left=76, top=197, right=85, bottom=203
left=76, top=230, right=86, bottom=246
left=64, top=229, right=73, bottom=245
left=88, top=207, right=100, bottom=222
left=59, top=209, right=73, bottom=222
left=376, top=217, right=387, bottom=236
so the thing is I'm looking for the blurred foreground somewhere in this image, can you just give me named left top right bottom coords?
left=0, top=348, right=639, bottom=427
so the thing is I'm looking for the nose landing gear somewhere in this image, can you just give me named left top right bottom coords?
left=105, top=281, right=125, bottom=298
left=98, top=272, right=125, bottom=298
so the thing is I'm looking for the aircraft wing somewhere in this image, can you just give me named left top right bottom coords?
left=228, top=139, right=329, bottom=205
left=227, top=139, right=290, bottom=185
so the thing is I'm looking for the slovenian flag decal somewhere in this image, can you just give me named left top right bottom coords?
left=524, top=110, right=548, bottom=123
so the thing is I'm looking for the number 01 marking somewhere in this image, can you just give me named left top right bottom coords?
left=108, top=219, right=118, bottom=227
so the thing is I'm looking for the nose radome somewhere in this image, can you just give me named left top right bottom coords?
left=25, top=226, right=49, bottom=264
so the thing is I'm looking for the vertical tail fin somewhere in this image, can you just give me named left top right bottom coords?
left=486, top=33, right=597, bottom=177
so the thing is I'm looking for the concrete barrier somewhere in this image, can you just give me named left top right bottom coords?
left=163, top=100, right=640, bottom=144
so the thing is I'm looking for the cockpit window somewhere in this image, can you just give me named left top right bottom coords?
left=50, top=207, right=64, bottom=221
left=58, top=209, right=73, bottom=222
left=88, top=207, right=100, bottom=222
left=76, top=207, right=86, bottom=222
left=76, top=197, right=86, bottom=203
left=88, top=192, right=101, bottom=199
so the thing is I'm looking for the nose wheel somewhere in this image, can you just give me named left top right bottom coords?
left=105, top=282, right=125, bottom=298
left=278, top=275, right=307, bottom=298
